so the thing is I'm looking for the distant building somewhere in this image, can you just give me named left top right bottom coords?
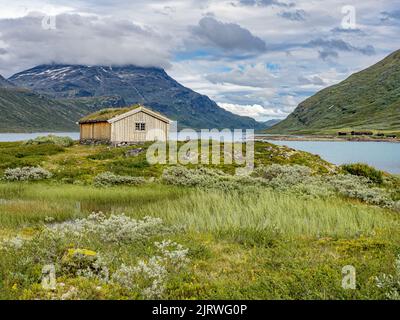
left=79, top=105, right=172, bottom=144
left=351, top=131, right=373, bottom=136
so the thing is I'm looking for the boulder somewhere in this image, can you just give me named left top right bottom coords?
left=125, top=148, right=144, bottom=157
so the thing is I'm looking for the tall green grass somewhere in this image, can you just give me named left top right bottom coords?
left=0, top=182, right=395, bottom=238
left=1, top=182, right=400, bottom=300
left=133, top=189, right=395, bottom=238
left=0, top=183, right=186, bottom=228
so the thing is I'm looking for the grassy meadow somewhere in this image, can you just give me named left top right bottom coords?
left=0, top=137, right=400, bottom=300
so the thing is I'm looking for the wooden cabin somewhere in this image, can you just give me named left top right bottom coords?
left=351, top=131, right=373, bottom=136
left=79, top=105, right=172, bottom=144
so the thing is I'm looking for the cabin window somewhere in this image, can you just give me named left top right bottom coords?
left=135, top=122, right=146, bottom=131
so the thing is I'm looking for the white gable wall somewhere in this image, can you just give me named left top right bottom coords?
left=110, top=110, right=169, bottom=143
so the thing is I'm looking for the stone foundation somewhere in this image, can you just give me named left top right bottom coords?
left=80, top=139, right=111, bottom=145
left=112, top=141, right=146, bottom=147
left=80, top=139, right=148, bottom=147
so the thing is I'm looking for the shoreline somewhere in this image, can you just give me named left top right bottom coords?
left=255, top=134, right=400, bottom=143
left=1, top=132, right=399, bottom=144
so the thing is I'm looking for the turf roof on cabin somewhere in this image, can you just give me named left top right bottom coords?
left=78, top=105, right=141, bottom=123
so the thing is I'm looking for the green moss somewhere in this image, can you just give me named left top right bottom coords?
left=78, top=105, right=140, bottom=123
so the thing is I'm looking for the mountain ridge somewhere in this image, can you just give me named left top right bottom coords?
left=8, top=64, right=264, bottom=130
left=0, top=86, right=89, bottom=132
left=262, top=119, right=282, bottom=128
left=0, top=75, right=14, bottom=88
left=267, top=49, right=400, bottom=134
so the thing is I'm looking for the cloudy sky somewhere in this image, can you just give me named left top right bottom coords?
left=0, top=0, right=399, bottom=121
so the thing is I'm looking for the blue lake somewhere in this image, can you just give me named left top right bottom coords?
left=0, top=132, right=80, bottom=142
left=265, top=140, right=400, bottom=174
left=1, top=132, right=399, bottom=174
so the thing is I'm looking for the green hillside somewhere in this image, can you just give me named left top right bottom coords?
left=0, top=140, right=399, bottom=300
left=0, top=87, right=84, bottom=132
left=267, top=50, right=400, bottom=134
left=9, top=64, right=264, bottom=130
left=0, top=87, right=131, bottom=132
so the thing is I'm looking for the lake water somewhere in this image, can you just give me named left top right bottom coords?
left=264, top=140, right=400, bottom=174
left=1, top=132, right=399, bottom=174
left=0, top=131, right=245, bottom=142
left=0, top=132, right=80, bottom=142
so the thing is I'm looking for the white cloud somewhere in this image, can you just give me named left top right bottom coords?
left=0, top=0, right=398, bottom=121
left=0, top=13, right=174, bottom=76
left=191, top=16, right=266, bottom=53
left=207, top=63, right=276, bottom=88
left=218, top=103, right=289, bottom=121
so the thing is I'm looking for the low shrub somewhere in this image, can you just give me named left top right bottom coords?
left=24, top=135, right=74, bottom=147
left=250, top=165, right=332, bottom=198
left=341, top=163, right=384, bottom=184
left=3, top=166, right=52, bottom=181
left=327, top=174, right=394, bottom=207
left=49, top=212, right=167, bottom=243
left=0, top=213, right=188, bottom=300
left=162, top=166, right=264, bottom=191
left=252, top=164, right=313, bottom=190
left=253, top=166, right=393, bottom=207
left=112, top=240, right=189, bottom=298
left=162, top=165, right=396, bottom=208
left=93, top=172, right=146, bottom=187
left=254, top=164, right=312, bottom=181
left=376, top=255, right=400, bottom=300
left=61, top=248, right=109, bottom=282
left=162, top=166, right=227, bottom=187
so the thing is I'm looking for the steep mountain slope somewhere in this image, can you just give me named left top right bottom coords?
left=0, top=87, right=89, bottom=132
left=0, top=75, right=14, bottom=88
left=268, top=50, right=400, bottom=134
left=9, top=64, right=263, bottom=130
left=263, top=119, right=282, bottom=128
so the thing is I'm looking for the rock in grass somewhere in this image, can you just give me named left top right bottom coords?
left=125, top=148, right=144, bottom=157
